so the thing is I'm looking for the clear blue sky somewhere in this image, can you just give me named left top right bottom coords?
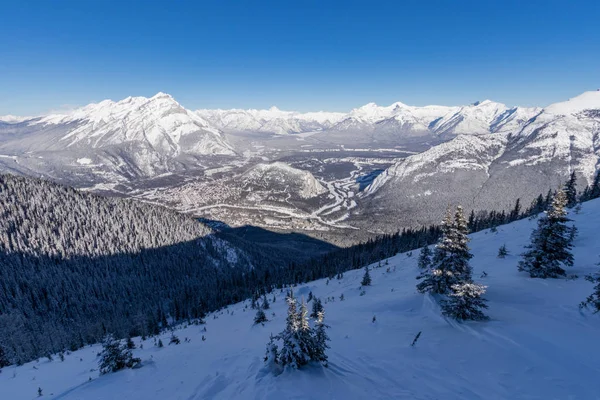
left=1, top=0, right=599, bottom=115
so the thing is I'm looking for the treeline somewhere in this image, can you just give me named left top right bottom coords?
left=0, top=174, right=296, bottom=365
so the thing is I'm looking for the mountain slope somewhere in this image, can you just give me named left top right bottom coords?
left=0, top=173, right=303, bottom=365
left=3, top=198, right=600, bottom=400
left=0, top=93, right=235, bottom=186
left=362, top=92, right=600, bottom=231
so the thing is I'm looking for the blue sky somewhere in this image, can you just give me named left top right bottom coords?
left=1, top=0, right=599, bottom=115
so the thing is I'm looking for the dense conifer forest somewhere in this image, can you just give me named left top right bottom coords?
left=1, top=171, right=598, bottom=366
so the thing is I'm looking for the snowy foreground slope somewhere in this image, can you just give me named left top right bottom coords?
left=3, top=202, right=600, bottom=399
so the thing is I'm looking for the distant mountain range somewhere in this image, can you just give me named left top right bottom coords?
left=1, top=90, right=599, bottom=241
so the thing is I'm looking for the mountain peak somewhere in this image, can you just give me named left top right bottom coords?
left=152, top=92, right=173, bottom=99
left=545, top=90, right=600, bottom=115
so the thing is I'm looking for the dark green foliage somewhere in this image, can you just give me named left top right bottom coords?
left=580, top=268, right=600, bottom=313
left=254, top=308, right=268, bottom=325
left=564, top=171, right=578, bottom=208
left=441, top=283, right=489, bottom=321
left=418, top=246, right=432, bottom=270
left=98, top=334, right=141, bottom=375
left=497, top=244, right=508, bottom=258
left=417, top=206, right=473, bottom=295
left=519, top=190, right=576, bottom=278
left=169, top=334, right=180, bottom=345
left=361, top=266, right=372, bottom=286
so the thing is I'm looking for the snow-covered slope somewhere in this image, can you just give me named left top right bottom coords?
left=0, top=93, right=236, bottom=185
left=31, top=92, right=234, bottom=156
left=196, top=107, right=346, bottom=135
left=362, top=92, right=600, bottom=230
left=240, top=162, right=327, bottom=198
left=3, top=199, right=600, bottom=400
left=199, top=99, right=542, bottom=139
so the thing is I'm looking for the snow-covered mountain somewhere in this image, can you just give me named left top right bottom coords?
left=4, top=198, right=600, bottom=399
left=196, top=106, right=346, bottom=135
left=361, top=91, right=600, bottom=231
left=0, top=93, right=236, bottom=185
left=198, top=99, right=542, bottom=140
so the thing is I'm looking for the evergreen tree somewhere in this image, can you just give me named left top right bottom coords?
left=418, top=246, right=432, bottom=270
left=441, top=283, right=489, bottom=321
left=312, top=310, right=330, bottom=366
left=497, top=244, right=508, bottom=258
left=361, top=266, right=372, bottom=286
left=254, top=308, right=268, bottom=325
left=310, top=298, right=324, bottom=320
left=417, top=206, right=473, bottom=294
left=98, top=334, right=141, bottom=375
left=296, top=299, right=314, bottom=362
left=564, top=171, right=578, bottom=208
left=264, top=334, right=279, bottom=369
left=277, top=289, right=310, bottom=369
left=518, top=190, right=575, bottom=278
left=580, top=267, right=600, bottom=313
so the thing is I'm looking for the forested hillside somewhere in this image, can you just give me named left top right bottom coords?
left=0, top=174, right=293, bottom=365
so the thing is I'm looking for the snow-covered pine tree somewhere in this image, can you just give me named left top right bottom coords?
left=418, top=246, right=432, bottom=270
left=580, top=266, right=600, bottom=313
left=310, top=298, right=323, bottom=320
left=361, top=266, right=372, bottom=286
left=264, top=334, right=279, bottom=369
left=417, top=206, right=473, bottom=294
left=276, top=289, right=311, bottom=369
left=98, top=334, right=141, bottom=375
left=296, top=299, right=314, bottom=362
left=254, top=308, right=268, bottom=325
left=518, top=190, right=576, bottom=278
left=312, top=310, right=330, bottom=366
left=441, top=283, right=489, bottom=321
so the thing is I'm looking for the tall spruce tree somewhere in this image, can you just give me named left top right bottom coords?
left=417, top=206, right=473, bottom=295
left=312, top=310, right=330, bottom=366
left=518, top=190, right=575, bottom=278
left=276, top=290, right=311, bottom=369
left=361, top=266, right=372, bottom=286
left=564, top=171, right=578, bottom=208
left=418, top=246, right=432, bottom=270
left=441, top=283, right=489, bottom=321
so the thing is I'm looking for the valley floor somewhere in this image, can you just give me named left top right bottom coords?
left=3, top=201, right=600, bottom=399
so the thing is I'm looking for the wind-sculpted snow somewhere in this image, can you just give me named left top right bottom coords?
left=3, top=198, right=600, bottom=400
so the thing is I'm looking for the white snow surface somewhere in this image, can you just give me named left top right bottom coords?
left=544, top=91, right=600, bottom=115
left=32, top=92, right=234, bottom=156
left=3, top=199, right=600, bottom=399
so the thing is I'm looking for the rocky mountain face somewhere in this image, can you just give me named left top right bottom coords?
left=0, top=93, right=235, bottom=187
left=359, top=91, right=600, bottom=232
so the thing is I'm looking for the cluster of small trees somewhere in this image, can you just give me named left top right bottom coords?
left=416, top=206, right=488, bottom=321
left=264, top=290, right=329, bottom=370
